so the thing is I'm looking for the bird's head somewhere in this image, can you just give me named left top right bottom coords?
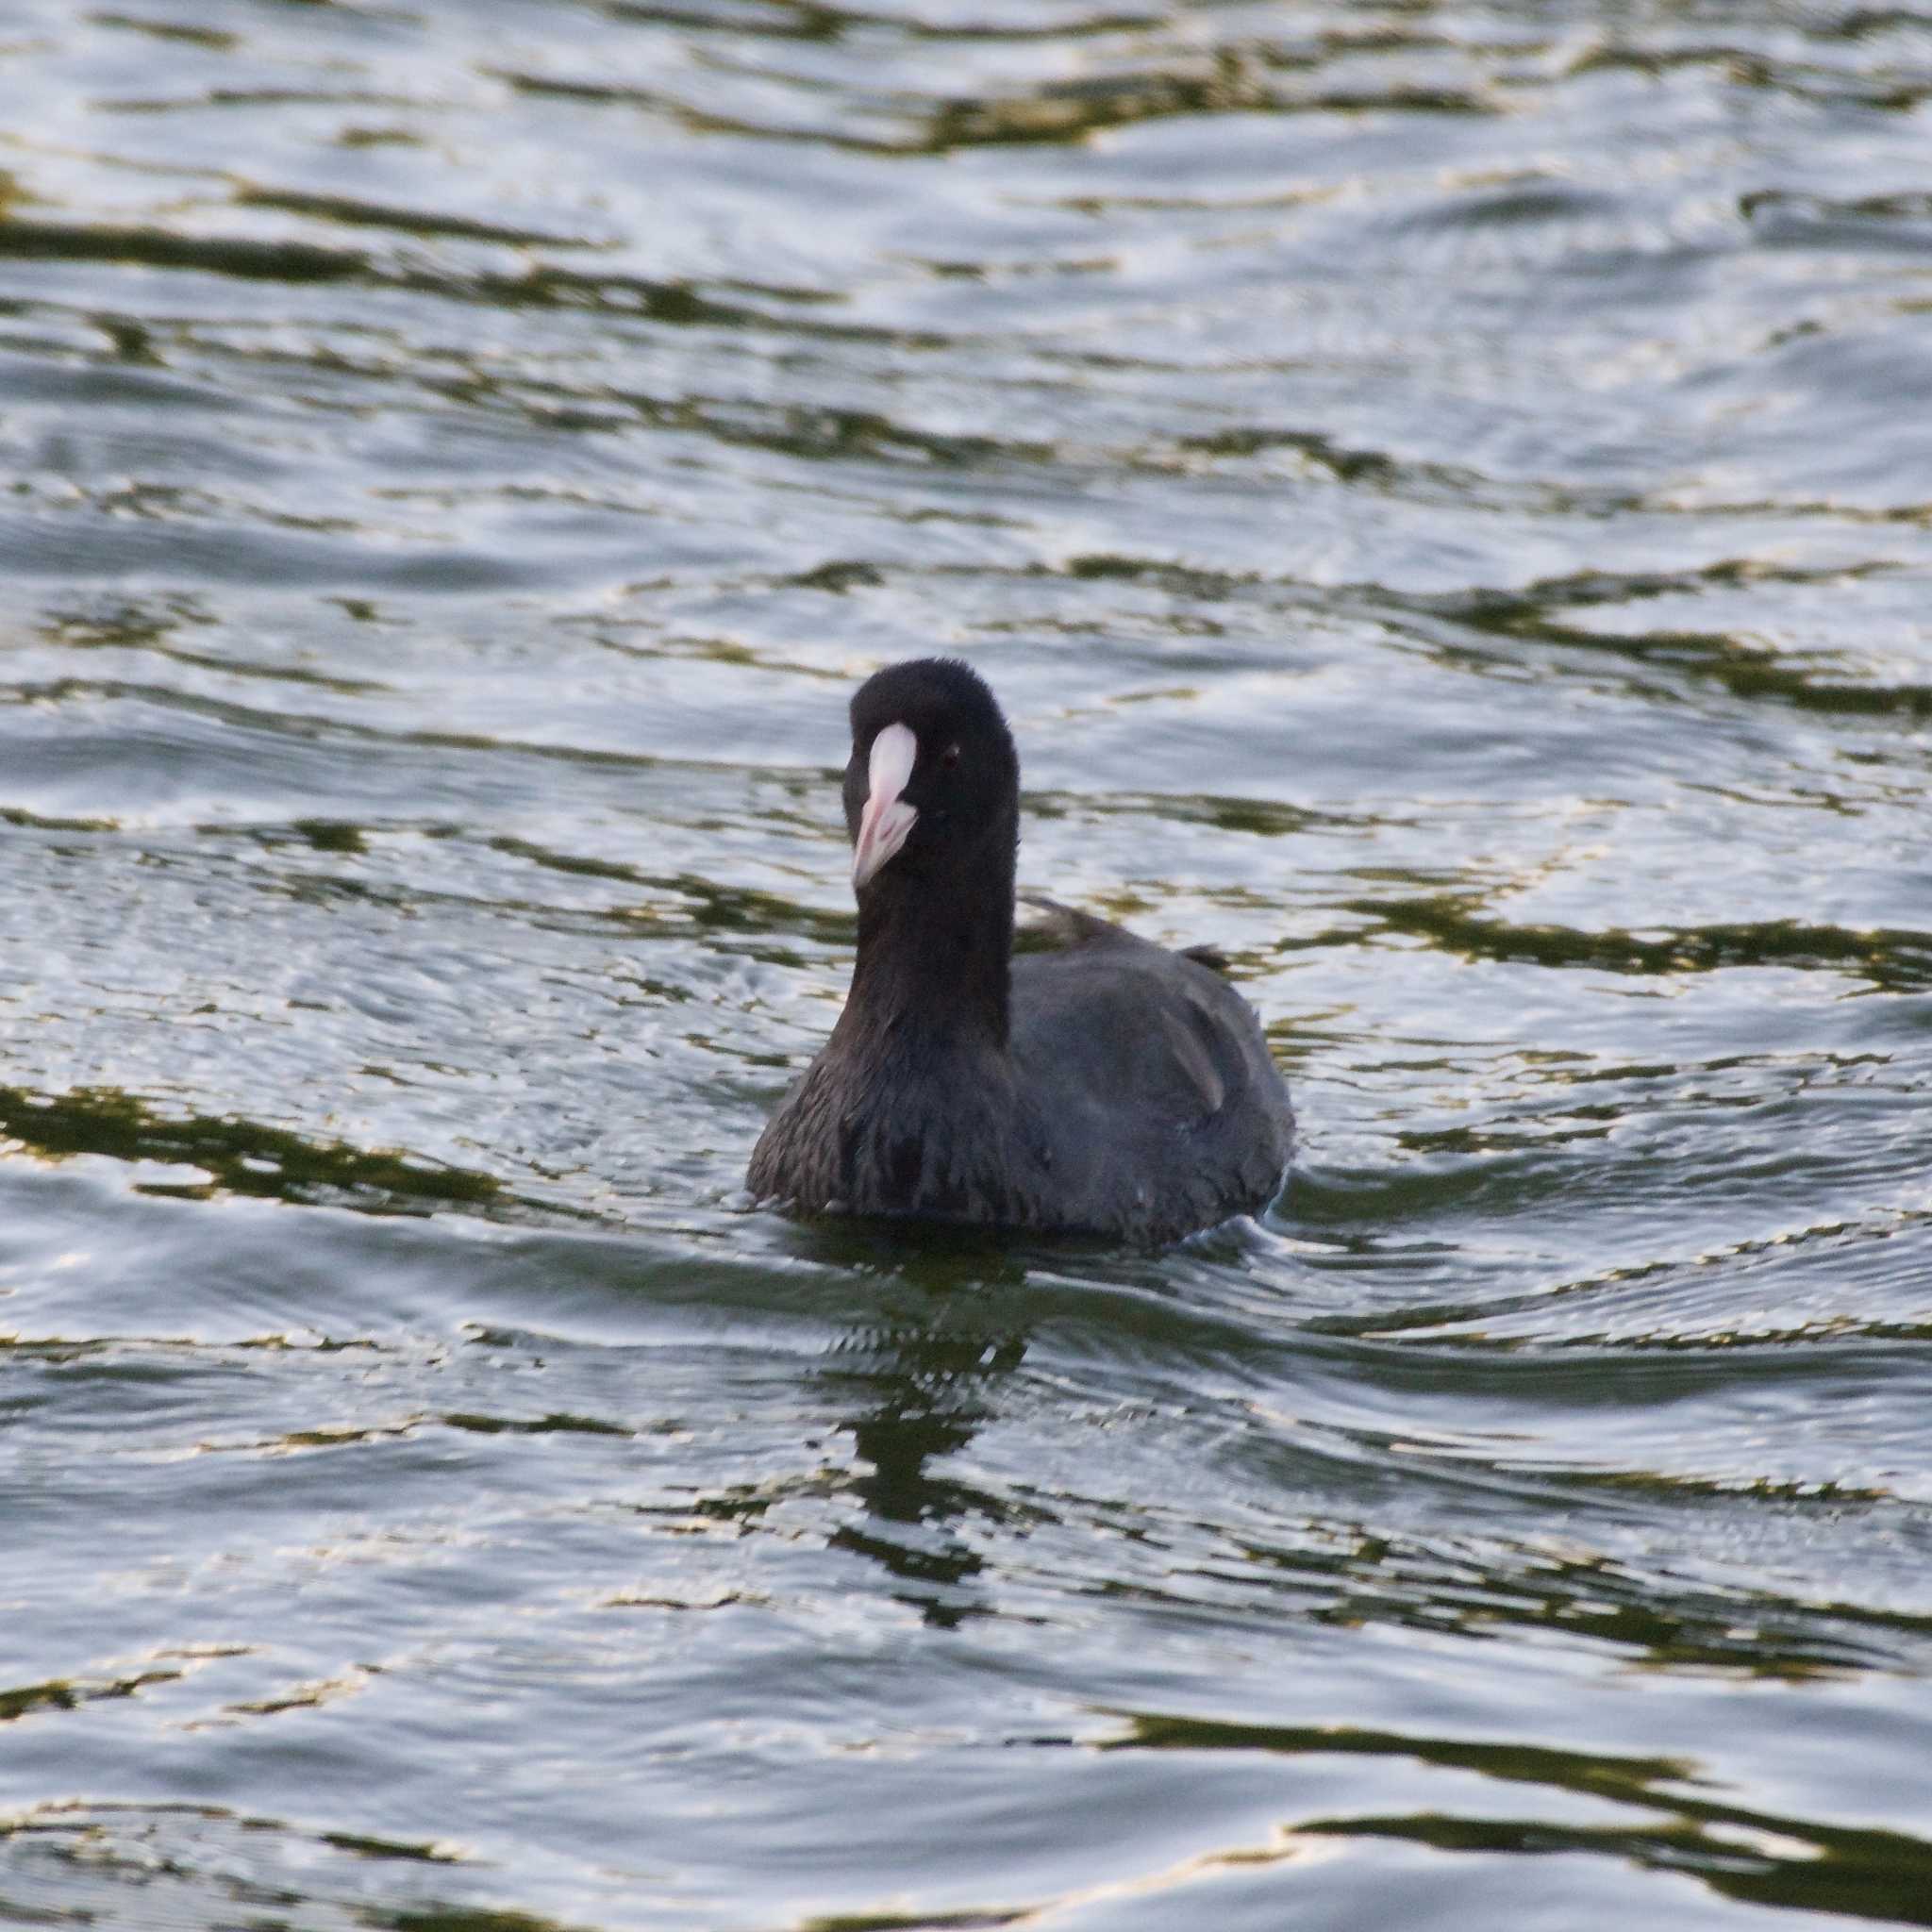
left=843, top=658, right=1020, bottom=895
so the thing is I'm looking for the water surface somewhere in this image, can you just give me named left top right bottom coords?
left=3, top=2, right=1931, bottom=1926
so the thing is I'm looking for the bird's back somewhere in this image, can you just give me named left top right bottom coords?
left=1006, top=907, right=1294, bottom=1243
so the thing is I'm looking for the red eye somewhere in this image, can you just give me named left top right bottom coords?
left=940, top=742, right=961, bottom=769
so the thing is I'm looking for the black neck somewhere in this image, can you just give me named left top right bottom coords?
left=840, top=842, right=1014, bottom=1056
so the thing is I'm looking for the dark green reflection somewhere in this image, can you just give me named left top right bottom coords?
left=1344, top=896, right=1932, bottom=993
left=0, top=1083, right=498, bottom=1213
left=1106, top=1712, right=1932, bottom=1925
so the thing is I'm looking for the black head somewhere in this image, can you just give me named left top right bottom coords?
left=842, top=658, right=1020, bottom=896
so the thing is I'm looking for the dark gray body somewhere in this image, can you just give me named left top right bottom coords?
left=749, top=903, right=1294, bottom=1247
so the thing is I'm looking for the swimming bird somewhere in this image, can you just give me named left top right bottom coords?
left=748, top=658, right=1293, bottom=1244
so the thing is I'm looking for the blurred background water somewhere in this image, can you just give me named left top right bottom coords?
left=2, top=1, right=1931, bottom=1926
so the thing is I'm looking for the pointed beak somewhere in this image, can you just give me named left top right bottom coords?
left=852, top=721, right=918, bottom=891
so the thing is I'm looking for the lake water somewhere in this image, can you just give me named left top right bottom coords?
left=3, top=2, right=1931, bottom=1926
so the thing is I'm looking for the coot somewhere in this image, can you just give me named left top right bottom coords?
left=748, top=658, right=1293, bottom=1244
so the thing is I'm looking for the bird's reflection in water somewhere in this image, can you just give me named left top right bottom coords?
left=794, top=1220, right=1039, bottom=1629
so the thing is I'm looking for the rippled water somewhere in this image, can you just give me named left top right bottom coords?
left=4, top=1, right=1931, bottom=1926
